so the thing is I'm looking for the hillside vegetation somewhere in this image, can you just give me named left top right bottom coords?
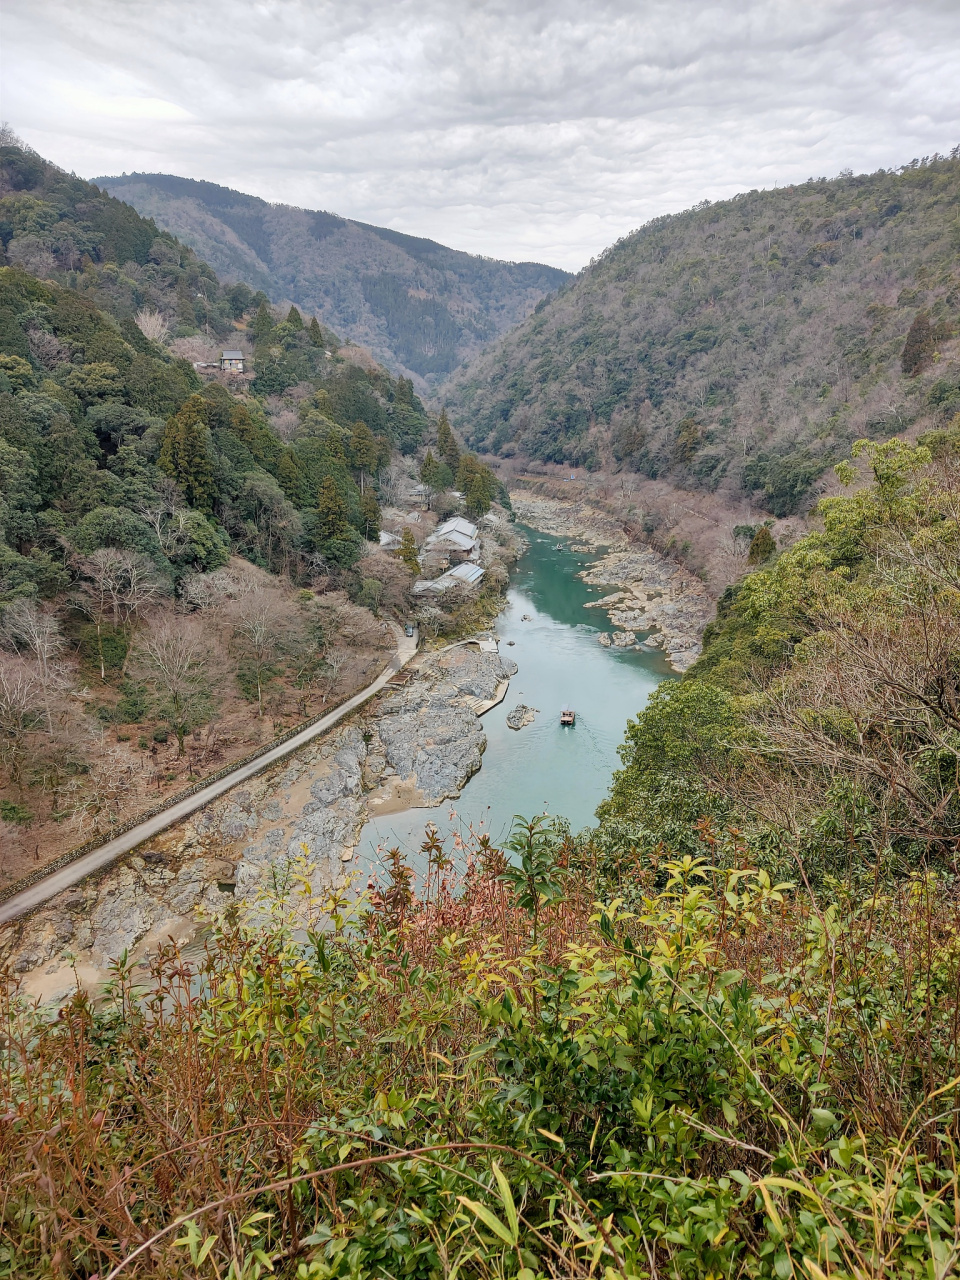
left=0, top=138, right=507, bottom=880
left=98, top=173, right=570, bottom=385
left=450, top=151, right=960, bottom=517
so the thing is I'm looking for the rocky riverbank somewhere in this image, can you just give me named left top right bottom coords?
left=510, top=493, right=713, bottom=671
left=2, top=645, right=516, bottom=1001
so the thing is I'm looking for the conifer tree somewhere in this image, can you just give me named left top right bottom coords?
left=276, top=451, right=305, bottom=503
left=437, top=410, right=460, bottom=475
left=360, top=490, right=381, bottom=540
left=420, top=450, right=445, bottom=492
left=349, top=420, right=380, bottom=487
left=397, top=527, right=420, bottom=574
left=457, top=454, right=497, bottom=516
left=316, top=476, right=352, bottom=543
left=251, top=301, right=275, bottom=343
left=286, top=306, right=304, bottom=330
left=748, top=524, right=776, bottom=564
left=308, top=317, right=323, bottom=347
left=902, top=310, right=934, bottom=376
left=157, top=395, right=216, bottom=513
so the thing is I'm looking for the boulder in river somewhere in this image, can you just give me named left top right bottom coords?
left=506, top=704, right=537, bottom=730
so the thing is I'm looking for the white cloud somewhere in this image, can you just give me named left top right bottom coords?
left=4, top=0, right=959, bottom=269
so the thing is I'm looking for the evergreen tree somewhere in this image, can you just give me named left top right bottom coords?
left=349, top=420, right=380, bottom=485
left=360, top=490, right=381, bottom=540
left=437, top=410, right=460, bottom=475
left=316, top=476, right=352, bottom=543
left=420, top=450, right=446, bottom=493
left=397, top=527, right=420, bottom=574
left=308, top=317, right=323, bottom=347
left=251, top=301, right=275, bottom=343
left=748, top=524, right=776, bottom=564
left=157, top=395, right=216, bottom=513
left=286, top=305, right=304, bottom=330
left=457, top=454, right=497, bottom=516
left=902, top=310, right=934, bottom=376
left=276, top=451, right=306, bottom=503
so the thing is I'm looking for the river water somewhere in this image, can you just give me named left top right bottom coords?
left=357, top=527, right=674, bottom=869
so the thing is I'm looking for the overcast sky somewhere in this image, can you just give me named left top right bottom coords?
left=5, top=0, right=960, bottom=270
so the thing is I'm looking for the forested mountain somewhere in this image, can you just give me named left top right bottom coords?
left=0, top=142, right=438, bottom=595
left=97, top=172, right=571, bottom=385
left=449, top=151, right=960, bottom=516
left=0, top=138, right=452, bottom=862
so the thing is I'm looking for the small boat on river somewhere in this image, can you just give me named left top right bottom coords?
left=560, top=705, right=576, bottom=726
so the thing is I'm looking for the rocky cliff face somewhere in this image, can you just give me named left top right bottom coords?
left=3, top=647, right=515, bottom=1001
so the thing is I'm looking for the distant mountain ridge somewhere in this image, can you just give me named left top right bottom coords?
left=446, top=152, right=960, bottom=516
left=98, top=172, right=571, bottom=386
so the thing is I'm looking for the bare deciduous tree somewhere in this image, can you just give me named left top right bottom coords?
left=77, top=550, right=167, bottom=679
left=228, top=587, right=301, bottom=717
left=0, top=600, right=68, bottom=732
left=134, top=308, right=170, bottom=345
left=0, top=655, right=45, bottom=783
left=133, top=617, right=216, bottom=757
left=63, top=737, right=132, bottom=838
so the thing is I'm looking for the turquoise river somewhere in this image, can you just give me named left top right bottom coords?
left=358, top=526, right=675, bottom=869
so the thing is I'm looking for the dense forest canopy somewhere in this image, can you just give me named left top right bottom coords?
left=449, top=150, right=960, bottom=516
left=98, top=171, right=571, bottom=385
left=0, top=141, right=440, bottom=605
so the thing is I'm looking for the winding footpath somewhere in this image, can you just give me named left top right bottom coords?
left=0, top=628, right=419, bottom=926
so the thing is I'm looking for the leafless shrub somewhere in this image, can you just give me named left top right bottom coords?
left=181, top=566, right=252, bottom=611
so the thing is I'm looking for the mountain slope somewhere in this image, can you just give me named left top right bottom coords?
left=447, top=152, right=960, bottom=516
left=97, top=173, right=571, bottom=386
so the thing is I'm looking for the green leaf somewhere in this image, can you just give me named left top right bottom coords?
left=457, top=1195, right=517, bottom=1246
left=491, top=1161, right=519, bottom=1243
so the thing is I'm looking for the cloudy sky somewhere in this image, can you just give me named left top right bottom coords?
left=5, top=0, right=960, bottom=270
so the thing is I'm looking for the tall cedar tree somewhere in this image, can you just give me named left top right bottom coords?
left=286, top=306, right=304, bottom=330
left=398, top=527, right=420, bottom=574
left=308, top=317, right=323, bottom=347
left=316, top=476, right=352, bottom=543
left=251, top=301, right=275, bottom=342
left=902, top=310, right=934, bottom=376
left=157, top=396, right=216, bottom=513
left=456, top=454, right=497, bottom=516
left=349, top=420, right=381, bottom=485
left=360, top=490, right=381, bottom=539
left=437, top=410, right=460, bottom=475
left=420, top=450, right=450, bottom=492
